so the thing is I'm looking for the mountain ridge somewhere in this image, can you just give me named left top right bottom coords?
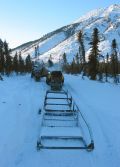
left=12, top=4, right=120, bottom=63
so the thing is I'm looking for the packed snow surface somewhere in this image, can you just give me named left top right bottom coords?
left=0, top=74, right=120, bottom=167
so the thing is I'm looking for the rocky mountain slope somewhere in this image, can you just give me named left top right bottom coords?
left=12, top=4, right=120, bottom=63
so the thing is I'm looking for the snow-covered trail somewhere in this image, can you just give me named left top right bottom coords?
left=65, top=74, right=120, bottom=167
left=0, top=74, right=120, bottom=167
left=0, top=75, right=48, bottom=167
left=0, top=75, right=93, bottom=167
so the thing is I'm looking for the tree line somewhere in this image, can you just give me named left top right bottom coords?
left=0, top=39, right=32, bottom=76
left=62, top=28, right=120, bottom=83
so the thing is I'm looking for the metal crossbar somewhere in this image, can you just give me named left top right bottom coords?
left=45, top=109, right=72, bottom=112
left=45, top=103, right=70, bottom=106
left=41, top=136, right=83, bottom=140
left=46, top=97, right=71, bottom=100
left=44, top=112, right=75, bottom=116
left=46, top=90, right=67, bottom=94
left=44, top=118, right=76, bottom=121
left=37, top=89, right=94, bottom=151
left=44, top=125, right=76, bottom=127
left=38, top=146, right=88, bottom=150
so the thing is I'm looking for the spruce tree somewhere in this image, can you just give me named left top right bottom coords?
left=62, top=53, right=67, bottom=71
left=105, top=53, right=109, bottom=82
left=18, top=52, right=24, bottom=74
left=78, top=31, right=86, bottom=76
left=78, top=30, right=85, bottom=64
left=25, top=54, right=32, bottom=72
left=0, top=39, right=5, bottom=74
left=110, top=39, right=119, bottom=83
left=13, top=52, right=19, bottom=74
left=4, top=41, right=12, bottom=76
left=63, top=53, right=67, bottom=65
left=88, top=28, right=100, bottom=80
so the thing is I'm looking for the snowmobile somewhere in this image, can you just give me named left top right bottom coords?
left=46, top=71, right=64, bottom=90
left=31, top=62, right=48, bottom=81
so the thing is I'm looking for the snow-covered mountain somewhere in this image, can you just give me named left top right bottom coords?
left=12, top=4, right=120, bottom=63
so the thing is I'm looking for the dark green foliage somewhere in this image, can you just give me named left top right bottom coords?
left=110, top=39, right=119, bottom=83
left=78, top=30, right=86, bottom=76
left=13, top=52, right=19, bottom=74
left=88, top=54, right=98, bottom=80
left=25, top=54, right=32, bottom=72
left=18, top=52, right=25, bottom=74
left=62, top=53, right=68, bottom=71
left=0, top=38, right=32, bottom=76
left=78, top=30, right=85, bottom=64
left=4, top=41, right=12, bottom=76
left=62, top=52, right=82, bottom=74
left=88, top=28, right=100, bottom=80
left=63, top=53, right=67, bottom=65
left=0, top=39, right=5, bottom=74
left=105, top=53, right=109, bottom=82
left=0, top=35, right=120, bottom=83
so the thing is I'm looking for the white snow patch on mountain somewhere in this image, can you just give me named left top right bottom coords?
left=12, top=4, right=120, bottom=63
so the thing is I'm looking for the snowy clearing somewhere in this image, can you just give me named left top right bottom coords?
left=0, top=74, right=120, bottom=167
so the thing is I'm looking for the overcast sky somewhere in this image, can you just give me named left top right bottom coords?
left=0, top=0, right=119, bottom=48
